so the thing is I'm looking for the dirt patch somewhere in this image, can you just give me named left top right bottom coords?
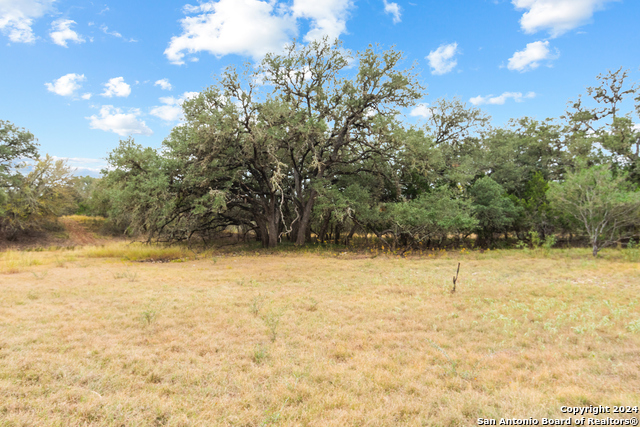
left=58, top=217, right=98, bottom=245
left=0, top=217, right=119, bottom=251
left=0, top=228, right=69, bottom=251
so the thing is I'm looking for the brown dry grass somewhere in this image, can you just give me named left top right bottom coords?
left=0, top=247, right=639, bottom=426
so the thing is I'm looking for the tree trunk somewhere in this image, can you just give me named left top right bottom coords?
left=334, top=222, right=341, bottom=245
left=256, top=220, right=269, bottom=248
left=319, top=213, right=331, bottom=243
left=345, top=224, right=358, bottom=246
left=305, top=224, right=312, bottom=242
left=267, top=216, right=278, bottom=248
left=295, top=189, right=318, bottom=246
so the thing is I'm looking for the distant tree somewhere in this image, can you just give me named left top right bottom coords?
left=548, top=164, right=640, bottom=257
left=1, top=122, right=76, bottom=239
left=102, top=138, right=179, bottom=238
left=484, top=118, right=569, bottom=197
left=385, top=187, right=477, bottom=250
left=68, top=175, right=96, bottom=215
left=97, top=55, right=639, bottom=251
left=65, top=175, right=111, bottom=217
left=104, top=39, right=423, bottom=247
left=1, top=155, right=74, bottom=238
left=251, top=39, right=423, bottom=245
left=419, top=98, right=489, bottom=190
left=0, top=120, right=39, bottom=189
left=565, top=68, right=640, bottom=183
left=84, top=178, right=113, bottom=218
left=511, top=171, right=554, bottom=240
left=469, top=176, right=521, bottom=247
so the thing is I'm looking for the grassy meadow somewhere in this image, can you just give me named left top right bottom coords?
left=1, top=243, right=639, bottom=426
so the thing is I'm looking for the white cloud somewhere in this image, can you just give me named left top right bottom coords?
left=101, top=77, right=131, bottom=98
left=45, top=73, right=86, bottom=97
left=49, top=19, right=85, bottom=47
left=291, top=0, right=353, bottom=42
left=383, top=0, right=401, bottom=24
left=469, top=91, right=536, bottom=106
left=87, top=105, right=153, bottom=136
left=53, top=156, right=103, bottom=163
left=409, top=103, right=432, bottom=118
left=81, top=93, right=91, bottom=100
left=99, top=24, right=137, bottom=42
left=52, top=156, right=108, bottom=177
left=165, top=0, right=353, bottom=64
left=507, top=40, right=558, bottom=72
left=0, top=0, right=56, bottom=43
left=512, top=0, right=617, bottom=38
left=150, top=105, right=182, bottom=122
left=150, top=91, right=199, bottom=122
left=165, top=0, right=297, bottom=65
left=155, top=78, right=172, bottom=91
left=100, top=24, right=121, bottom=37
left=427, top=42, right=459, bottom=75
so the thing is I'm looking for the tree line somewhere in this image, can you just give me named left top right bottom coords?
left=0, top=120, right=105, bottom=239
left=2, top=40, right=639, bottom=256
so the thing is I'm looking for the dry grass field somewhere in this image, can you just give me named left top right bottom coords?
left=1, top=243, right=639, bottom=426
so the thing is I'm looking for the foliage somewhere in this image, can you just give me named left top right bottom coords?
left=0, top=120, right=39, bottom=189
left=469, top=176, right=521, bottom=247
left=548, top=164, right=640, bottom=256
left=565, top=67, right=640, bottom=183
left=5, top=49, right=638, bottom=257
left=385, top=187, right=477, bottom=249
left=103, top=39, right=422, bottom=247
left=419, top=97, right=489, bottom=190
left=484, top=118, right=568, bottom=196
left=98, top=61, right=640, bottom=254
left=1, top=155, right=75, bottom=238
left=510, top=171, right=557, bottom=240
left=102, top=137, right=177, bottom=238
left=68, top=175, right=110, bottom=216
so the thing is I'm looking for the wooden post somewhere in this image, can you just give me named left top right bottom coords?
left=452, top=262, right=460, bottom=293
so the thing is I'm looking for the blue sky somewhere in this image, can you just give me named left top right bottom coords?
left=1, top=0, right=638, bottom=176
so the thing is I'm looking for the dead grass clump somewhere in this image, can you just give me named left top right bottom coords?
left=0, top=250, right=42, bottom=273
left=80, top=242, right=188, bottom=261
